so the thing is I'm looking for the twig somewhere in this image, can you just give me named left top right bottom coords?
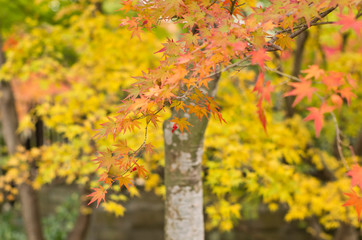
left=206, top=0, right=218, bottom=9
left=330, top=113, right=349, bottom=170
left=265, top=66, right=301, bottom=82
left=176, top=57, right=251, bottom=99
left=288, top=7, right=337, bottom=39
left=268, top=6, right=338, bottom=46
left=120, top=120, right=150, bottom=176
left=275, top=21, right=335, bottom=35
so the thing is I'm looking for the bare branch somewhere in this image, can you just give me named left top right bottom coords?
left=268, top=6, right=338, bottom=47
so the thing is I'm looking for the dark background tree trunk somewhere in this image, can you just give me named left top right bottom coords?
left=67, top=186, right=93, bottom=240
left=285, top=31, right=308, bottom=118
left=0, top=31, right=45, bottom=240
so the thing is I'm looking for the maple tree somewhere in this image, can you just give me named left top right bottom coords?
left=85, top=0, right=362, bottom=239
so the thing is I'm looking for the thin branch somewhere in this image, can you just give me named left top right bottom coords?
left=330, top=112, right=349, bottom=170
left=206, top=0, right=218, bottom=9
left=275, top=21, right=335, bottom=35
left=176, top=57, right=251, bottom=100
left=120, top=120, right=150, bottom=176
left=268, top=6, right=338, bottom=46
left=356, top=9, right=362, bottom=19
left=289, top=7, right=337, bottom=39
left=265, top=66, right=301, bottom=82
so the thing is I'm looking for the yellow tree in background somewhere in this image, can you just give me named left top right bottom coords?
left=0, top=1, right=163, bottom=239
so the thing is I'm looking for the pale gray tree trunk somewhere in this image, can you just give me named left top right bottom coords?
left=163, top=71, right=220, bottom=240
left=0, top=32, right=45, bottom=240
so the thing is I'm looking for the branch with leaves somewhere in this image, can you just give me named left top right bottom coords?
left=89, top=0, right=362, bottom=222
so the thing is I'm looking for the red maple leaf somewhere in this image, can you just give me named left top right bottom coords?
left=302, top=65, right=324, bottom=80
left=172, top=122, right=178, bottom=133
left=251, top=49, right=271, bottom=69
left=343, top=190, right=362, bottom=221
left=347, top=164, right=362, bottom=190
left=322, top=72, right=344, bottom=90
left=336, top=11, right=362, bottom=36
left=338, top=87, right=356, bottom=105
left=304, top=103, right=334, bottom=137
left=347, top=74, right=357, bottom=88
left=87, top=186, right=107, bottom=207
left=284, top=78, right=317, bottom=107
left=256, top=99, right=267, bottom=132
left=253, top=72, right=265, bottom=94
left=261, top=81, right=274, bottom=104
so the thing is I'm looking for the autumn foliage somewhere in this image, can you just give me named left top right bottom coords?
left=82, top=0, right=362, bottom=222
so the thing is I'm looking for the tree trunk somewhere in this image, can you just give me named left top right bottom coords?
left=163, top=70, right=221, bottom=240
left=333, top=222, right=358, bottom=240
left=67, top=186, right=93, bottom=240
left=285, top=31, right=308, bottom=117
left=0, top=33, right=45, bottom=240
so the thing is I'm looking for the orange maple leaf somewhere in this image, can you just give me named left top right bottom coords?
left=187, top=105, right=208, bottom=120
left=146, top=114, right=160, bottom=128
left=118, top=0, right=133, bottom=13
left=304, top=103, right=334, bottom=137
left=330, top=94, right=343, bottom=109
left=302, top=65, right=324, bottom=80
left=98, top=172, right=114, bottom=187
left=251, top=49, right=271, bottom=69
left=144, top=143, right=154, bottom=155
left=339, top=87, right=356, bottom=105
left=93, top=117, right=118, bottom=140
left=94, top=149, right=115, bottom=171
left=284, top=78, right=317, bottom=107
left=322, top=72, right=344, bottom=90
left=116, top=174, right=135, bottom=191
left=135, top=164, right=149, bottom=178
left=336, top=11, right=362, bottom=36
left=113, top=140, right=132, bottom=157
left=87, top=186, right=107, bottom=207
left=347, top=164, right=362, bottom=190
left=171, top=117, right=192, bottom=133
left=170, top=101, right=186, bottom=113
left=343, top=190, right=362, bottom=221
